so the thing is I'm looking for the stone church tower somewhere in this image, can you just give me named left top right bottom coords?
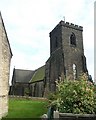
left=45, top=20, right=88, bottom=92
left=0, top=12, right=12, bottom=119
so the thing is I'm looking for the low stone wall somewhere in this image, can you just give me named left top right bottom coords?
left=9, top=95, right=48, bottom=101
left=54, top=111, right=96, bottom=120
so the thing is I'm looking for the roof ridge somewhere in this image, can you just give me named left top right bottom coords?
left=35, top=65, right=45, bottom=71
left=15, top=68, right=34, bottom=71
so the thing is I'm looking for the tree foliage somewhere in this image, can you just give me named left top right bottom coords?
left=49, top=74, right=96, bottom=114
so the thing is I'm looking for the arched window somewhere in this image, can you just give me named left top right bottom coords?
left=73, top=64, right=77, bottom=79
left=70, top=32, right=76, bottom=46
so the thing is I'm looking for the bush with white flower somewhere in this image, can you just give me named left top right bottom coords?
left=49, top=74, right=96, bottom=114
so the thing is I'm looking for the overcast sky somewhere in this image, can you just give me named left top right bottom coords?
left=0, top=0, right=94, bottom=84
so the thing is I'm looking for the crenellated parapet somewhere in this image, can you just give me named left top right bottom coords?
left=59, top=20, right=83, bottom=31
left=50, top=20, right=83, bottom=35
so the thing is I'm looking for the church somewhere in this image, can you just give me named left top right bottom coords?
left=10, top=20, right=89, bottom=97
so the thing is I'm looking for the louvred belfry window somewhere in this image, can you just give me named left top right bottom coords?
left=70, top=32, right=76, bottom=46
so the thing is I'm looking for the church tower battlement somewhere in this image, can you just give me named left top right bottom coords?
left=50, top=21, right=83, bottom=39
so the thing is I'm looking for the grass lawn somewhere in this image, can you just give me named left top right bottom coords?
left=2, top=97, right=49, bottom=119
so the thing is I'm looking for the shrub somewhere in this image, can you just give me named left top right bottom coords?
left=49, top=74, right=96, bottom=114
left=47, top=92, right=57, bottom=101
left=24, top=87, right=29, bottom=96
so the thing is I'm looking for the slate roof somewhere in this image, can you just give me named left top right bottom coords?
left=12, top=65, right=45, bottom=84
left=29, top=65, right=45, bottom=83
left=13, top=69, right=35, bottom=83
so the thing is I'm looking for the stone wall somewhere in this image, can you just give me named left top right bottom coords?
left=11, top=83, right=29, bottom=96
left=29, top=80, right=44, bottom=97
left=45, top=48, right=65, bottom=92
left=45, top=21, right=88, bottom=92
left=0, top=13, right=12, bottom=119
left=53, top=111, right=96, bottom=120
left=61, top=22, right=87, bottom=79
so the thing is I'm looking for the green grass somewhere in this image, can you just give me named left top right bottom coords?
left=2, top=98, right=49, bottom=119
